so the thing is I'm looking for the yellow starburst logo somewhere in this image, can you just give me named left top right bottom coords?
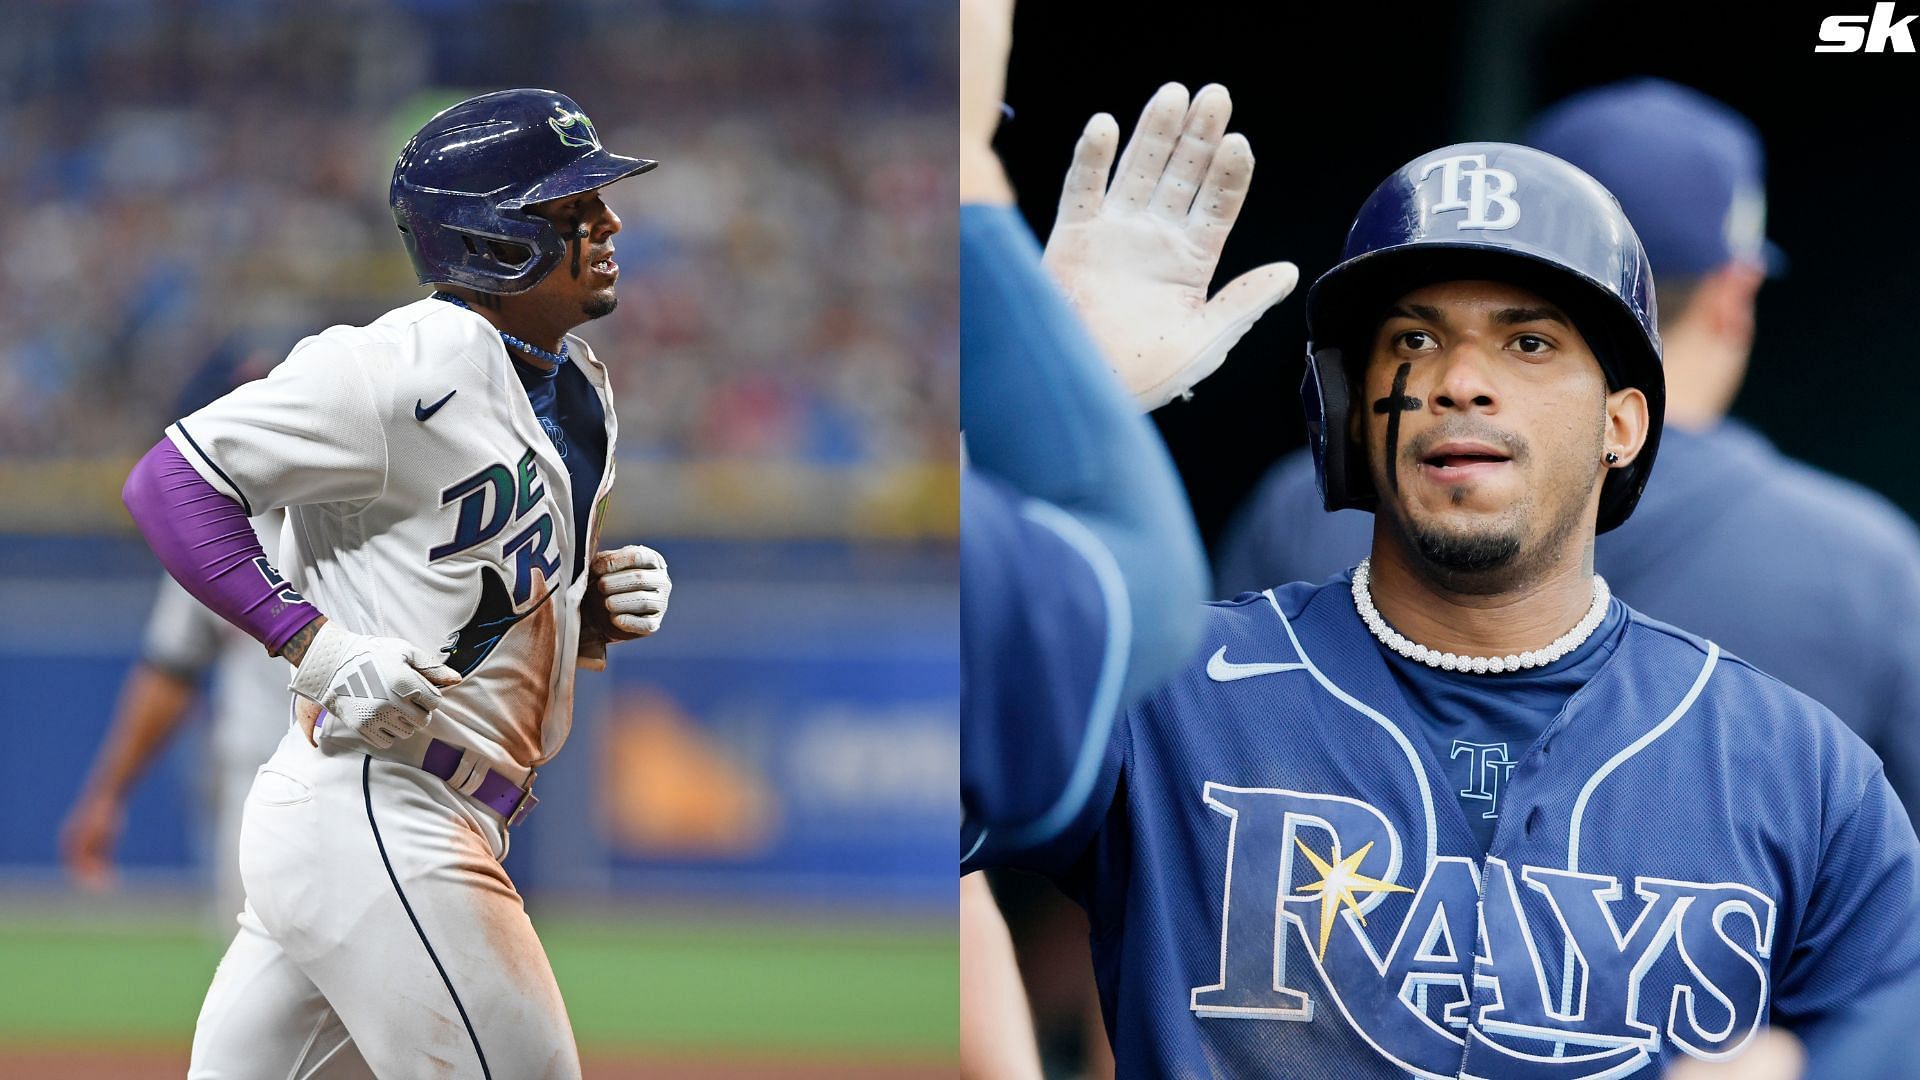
left=1295, top=836, right=1413, bottom=962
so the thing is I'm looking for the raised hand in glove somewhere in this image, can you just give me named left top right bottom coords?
left=583, top=545, right=672, bottom=647
left=1043, top=82, right=1298, bottom=411
left=286, top=618, right=461, bottom=749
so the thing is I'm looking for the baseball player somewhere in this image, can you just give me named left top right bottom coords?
left=1212, top=80, right=1920, bottom=819
left=960, top=0, right=1293, bottom=857
left=959, top=1, right=1295, bottom=1068
left=64, top=350, right=290, bottom=931
left=969, top=139, right=1920, bottom=1077
left=61, top=509, right=290, bottom=929
left=121, top=89, right=671, bottom=1079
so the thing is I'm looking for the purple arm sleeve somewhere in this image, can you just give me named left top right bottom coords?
left=123, top=439, right=322, bottom=654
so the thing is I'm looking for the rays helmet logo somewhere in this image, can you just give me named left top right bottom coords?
left=1419, top=153, right=1521, bottom=231
left=548, top=106, right=601, bottom=150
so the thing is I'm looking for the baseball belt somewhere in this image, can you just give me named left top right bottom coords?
left=418, top=738, right=540, bottom=828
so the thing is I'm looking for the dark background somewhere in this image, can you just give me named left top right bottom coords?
left=997, top=0, right=1920, bottom=548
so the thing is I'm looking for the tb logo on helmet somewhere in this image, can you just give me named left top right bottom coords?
left=1419, top=153, right=1521, bottom=231
left=548, top=106, right=601, bottom=150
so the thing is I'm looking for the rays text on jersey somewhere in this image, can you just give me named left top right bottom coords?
left=1190, top=784, right=1776, bottom=1079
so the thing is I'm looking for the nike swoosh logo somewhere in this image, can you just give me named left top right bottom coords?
left=1206, top=646, right=1306, bottom=682
left=415, top=390, right=457, bottom=422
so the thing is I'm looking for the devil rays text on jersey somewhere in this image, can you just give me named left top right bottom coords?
left=431, top=446, right=565, bottom=675
left=1191, top=784, right=1775, bottom=1078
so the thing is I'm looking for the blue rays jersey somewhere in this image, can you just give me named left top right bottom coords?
left=973, top=573, right=1920, bottom=1078
left=962, top=469, right=1127, bottom=854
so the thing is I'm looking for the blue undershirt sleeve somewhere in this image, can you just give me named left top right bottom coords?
left=959, top=203, right=1207, bottom=703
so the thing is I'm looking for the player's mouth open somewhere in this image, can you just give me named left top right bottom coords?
left=590, top=250, right=618, bottom=278
left=1418, top=442, right=1511, bottom=481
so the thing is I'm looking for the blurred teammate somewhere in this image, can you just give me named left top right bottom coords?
left=1214, top=79, right=1920, bottom=811
left=960, top=872, right=1044, bottom=1080
left=960, top=4, right=1293, bottom=862
left=60, top=510, right=286, bottom=926
left=959, top=0, right=1293, bottom=1071
left=62, top=352, right=286, bottom=931
left=971, top=128, right=1920, bottom=1076
left=122, top=90, right=672, bottom=1078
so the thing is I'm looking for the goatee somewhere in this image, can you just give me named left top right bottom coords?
left=1408, top=525, right=1522, bottom=574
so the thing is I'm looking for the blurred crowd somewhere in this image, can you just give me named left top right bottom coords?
left=0, top=0, right=956, bottom=469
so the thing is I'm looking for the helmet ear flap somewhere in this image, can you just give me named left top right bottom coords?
left=1303, top=345, right=1377, bottom=514
left=484, top=239, right=533, bottom=268
left=392, top=212, right=565, bottom=295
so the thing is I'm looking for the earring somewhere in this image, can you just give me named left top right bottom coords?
left=1605, top=452, right=1620, bottom=465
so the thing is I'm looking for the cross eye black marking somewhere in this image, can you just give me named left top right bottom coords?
left=1378, top=362, right=1414, bottom=492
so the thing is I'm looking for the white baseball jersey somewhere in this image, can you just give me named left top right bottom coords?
left=166, top=297, right=617, bottom=780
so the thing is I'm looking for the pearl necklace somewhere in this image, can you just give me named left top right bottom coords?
left=1351, top=558, right=1610, bottom=674
left=431, top=293, right=569, bottom=374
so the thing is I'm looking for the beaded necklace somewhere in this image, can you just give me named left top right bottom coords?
left=431, top=292, right=568, bottom=376
left=1351, top=558, right=1610, bottom=674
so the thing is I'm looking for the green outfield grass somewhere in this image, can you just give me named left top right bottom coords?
left=0, top=910, right=957, bottom=1059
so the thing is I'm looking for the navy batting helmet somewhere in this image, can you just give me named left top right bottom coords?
left=1303, top=142, right=1664, bottom=534
left=390, top=89, right=657, bottom=294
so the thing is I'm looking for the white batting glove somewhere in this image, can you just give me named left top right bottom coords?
left=287, top=621, right=461, bottom=749
left=589, top=545, right=672, bottom=641
left=1043, top=82, right=1299, bottom=411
